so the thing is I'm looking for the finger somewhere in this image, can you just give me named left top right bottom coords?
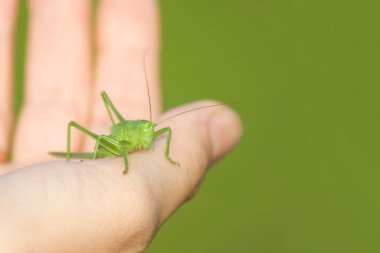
left=90, top=0, right=160, bottom=138
left=13, top=0, right=91, bottom=163
left=0, top=0, right=18, bottom=162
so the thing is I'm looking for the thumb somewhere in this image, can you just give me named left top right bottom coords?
left=135, top=100, right=243, bottom=223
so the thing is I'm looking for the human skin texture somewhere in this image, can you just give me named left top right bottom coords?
left=0, top=0, right=242, bottom=252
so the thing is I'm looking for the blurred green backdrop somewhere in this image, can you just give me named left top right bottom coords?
left=14, top=0, right=380, bottom=252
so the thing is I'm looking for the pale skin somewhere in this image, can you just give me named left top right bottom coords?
left=0, top=0, right=242, bottom=252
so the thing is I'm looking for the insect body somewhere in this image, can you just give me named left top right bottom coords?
left=50, top=91, right=179, bottom=174
left=51, top=52, right=234, bottom=174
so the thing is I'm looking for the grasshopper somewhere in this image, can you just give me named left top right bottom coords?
left=50, top=90, right=229, bottom=174
left=51, top=55, right=231, bottom=174
left=50, top=90, right=178, bottom=174
left=50, top=91, right=232, bottom=174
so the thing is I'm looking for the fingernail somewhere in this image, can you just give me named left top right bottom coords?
left=208, top=107, right=243, bottom=161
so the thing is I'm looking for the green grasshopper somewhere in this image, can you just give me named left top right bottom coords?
left=50, top=90, right=228, bottom=174
left=50, top=90, right=178, bottom=174
left=51, top=55, right=231, bottom=174
left=50, top=89, right=231, bottom=174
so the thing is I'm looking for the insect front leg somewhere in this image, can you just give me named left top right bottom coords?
left=67, top=121, right=98, bottom=161
left=154, top=127, right=180, bottom=166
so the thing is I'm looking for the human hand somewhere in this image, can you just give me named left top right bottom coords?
left=0, top=1, right=242, bottom=252
left=0, top=102, right=241, bottom=252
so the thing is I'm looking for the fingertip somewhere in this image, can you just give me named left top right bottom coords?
left=153, top=101, right=242, bottom=206
left=208, top=107, right=243, bottom=162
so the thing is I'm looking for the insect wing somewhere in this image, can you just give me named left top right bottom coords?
left=49, top=152, right=111, bottom=159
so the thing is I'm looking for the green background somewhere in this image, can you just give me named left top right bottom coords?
left=14, top=0, right=380, bottom=252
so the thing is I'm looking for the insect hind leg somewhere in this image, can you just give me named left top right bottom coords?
left=67, top=121, right=98, bottom=161
left=101, top=91, right=125, bottom=125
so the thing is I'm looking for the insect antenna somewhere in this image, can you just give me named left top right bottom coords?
left=143, top=49, right=153, bottom=122
left=157, top=101, right=241, bottom=125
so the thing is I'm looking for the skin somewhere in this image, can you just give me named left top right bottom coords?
left=0, top=0, right=242, bottom=252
